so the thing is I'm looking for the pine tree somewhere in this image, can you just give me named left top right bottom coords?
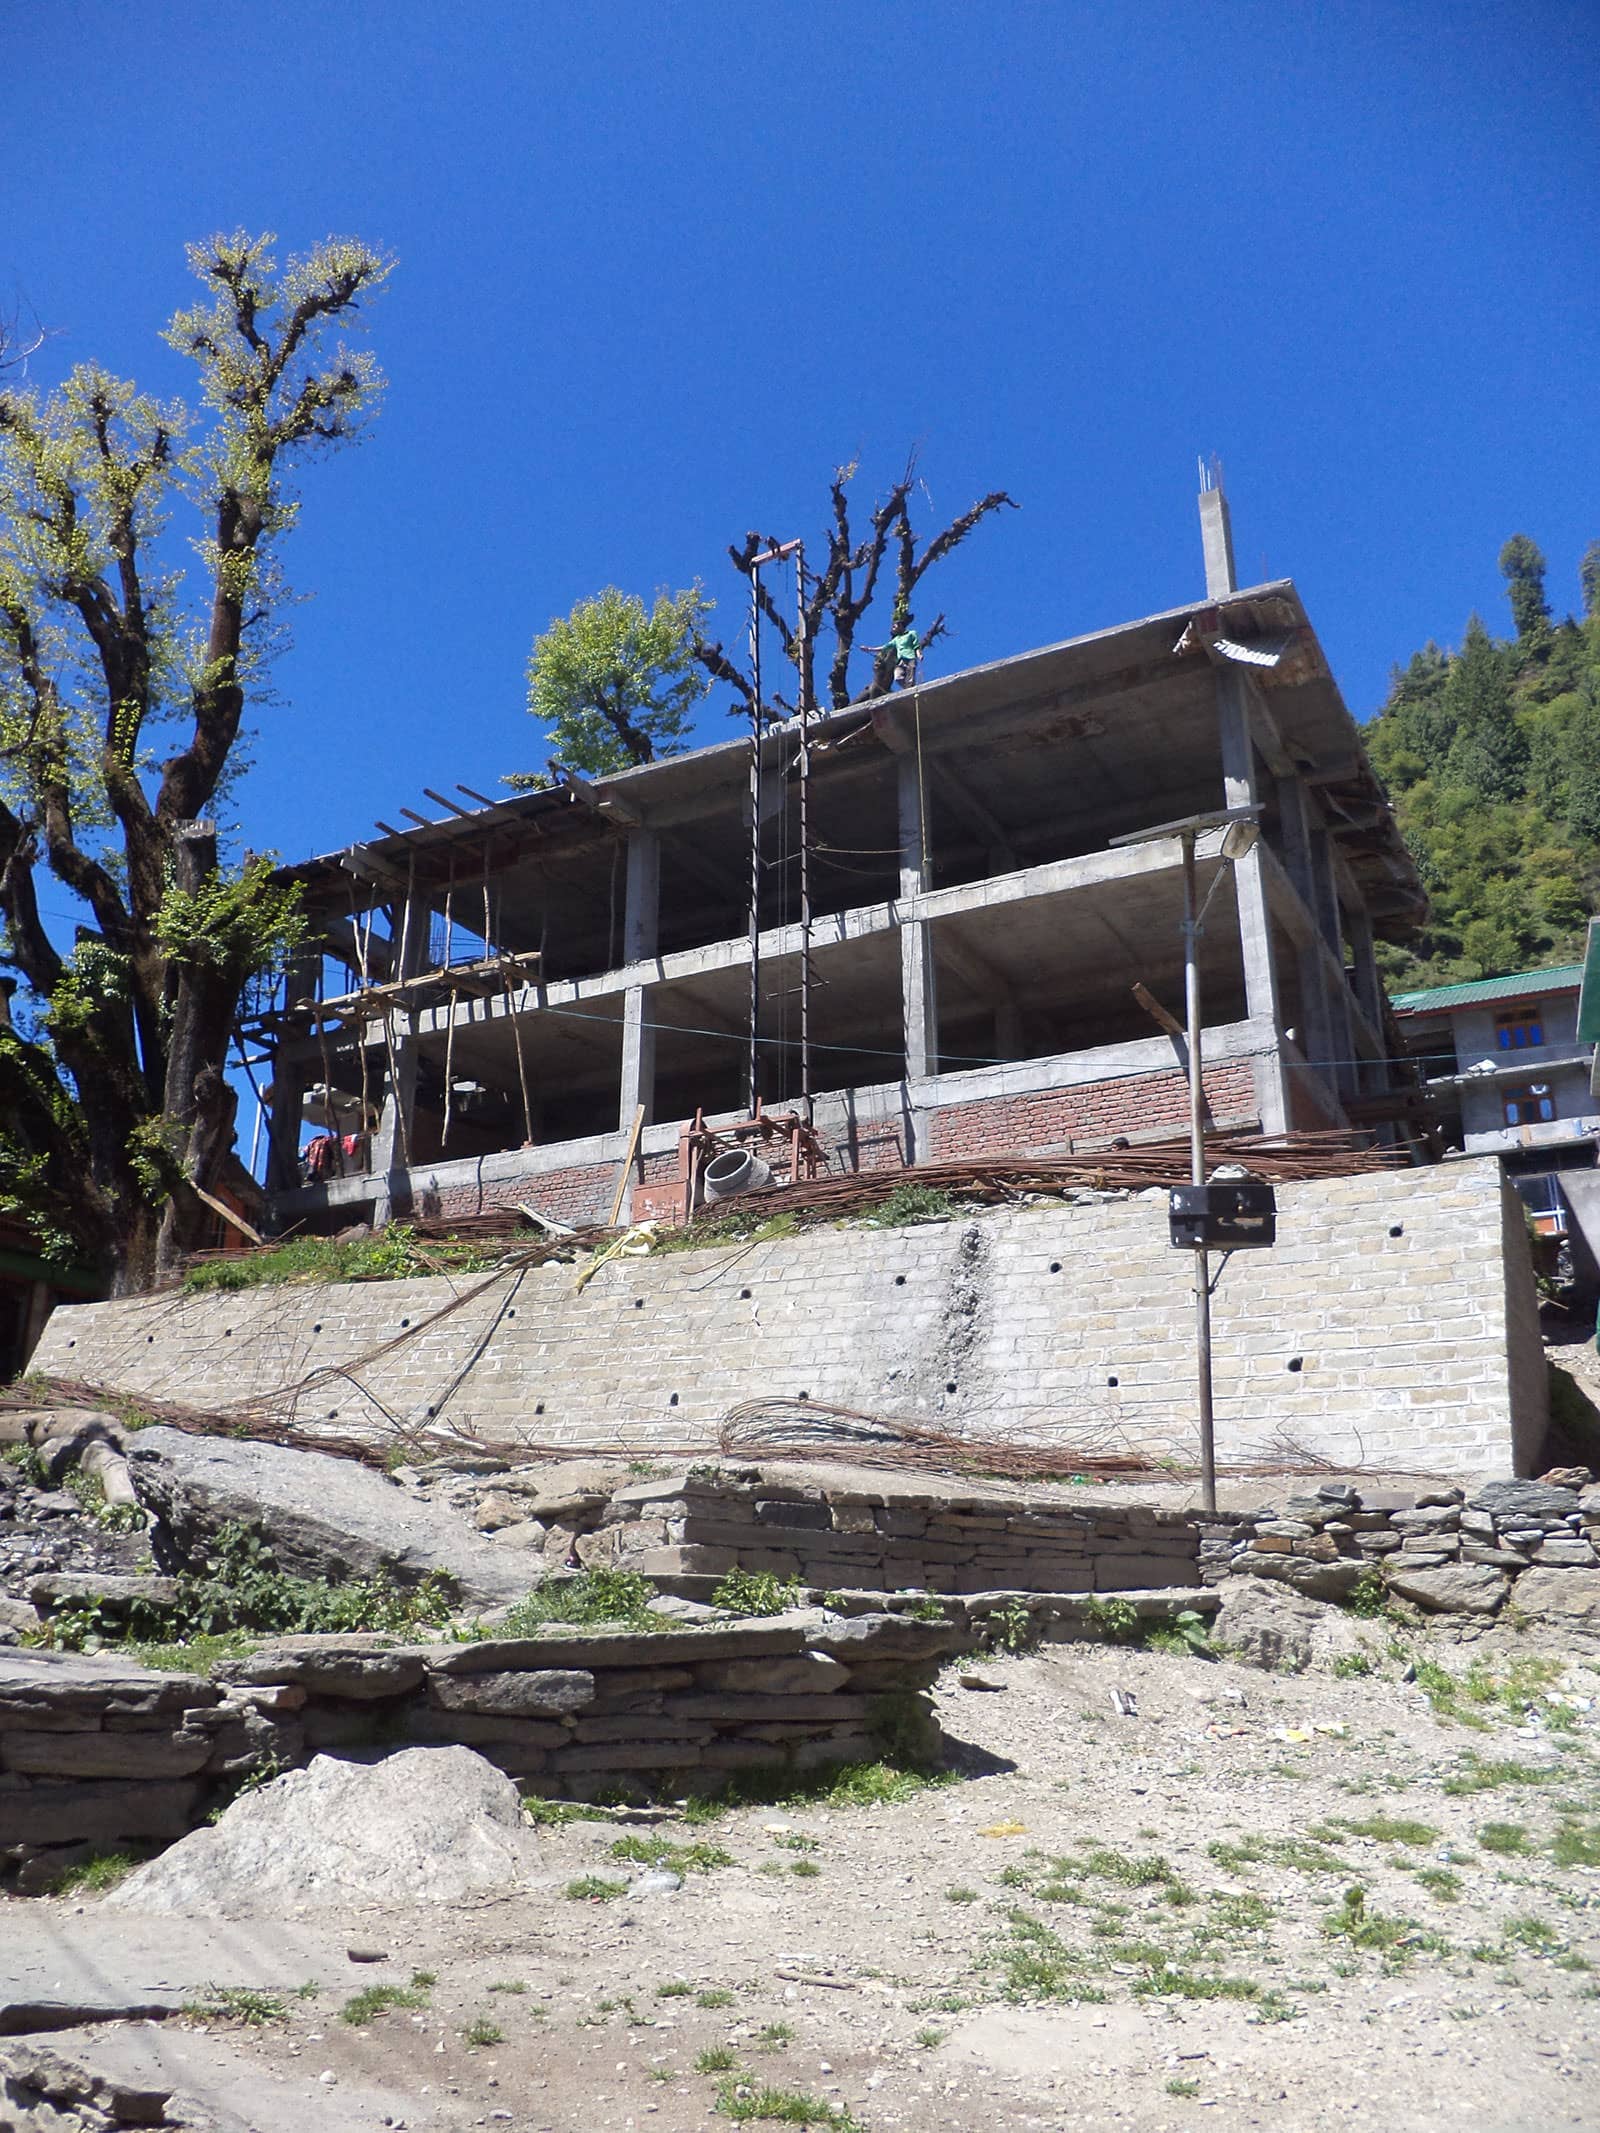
left=1442, top=616, right=1526, bottom=800
left=1499, top=533, right=1551, bottom=641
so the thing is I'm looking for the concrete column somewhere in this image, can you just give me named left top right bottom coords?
left=372, top=891, right=431, bottom=1225
left=623, top=829, right=660, bottom=964
left=1304, top=809, right=1356, bottom=1096
left=1200, top=485, right=1237, bottom=599
left=1218, top=670, right=1288, bottom=1132
left=619, top=985, right=656, bottom=1131
left=264, top=1057, right=306, bottom=1193
left=1274, top=773, right=1343, bottom=1117
left=1347, top=905, right=1385, bottom=1092
left=897, top=755, right=938, bottom=1084
left=994, top=998, right=1025, bottom=1061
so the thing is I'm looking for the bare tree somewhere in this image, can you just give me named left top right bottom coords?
left=696, top=454, right=1017, bottom=717
left=0, top=232, right=391, bottom=1292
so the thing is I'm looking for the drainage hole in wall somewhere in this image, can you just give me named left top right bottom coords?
left=634, top=1297, right=645, bottom=1309
left=1389, top=1224, right=1403, bottom=1238
left=312, top=1323, right=322, bottom=1334
left=1049, top=1261, right=1061, bottom=1274
left=507, top=1308, right=516, bottom=1319
left=327, top=1410, right=339, bottom=1420
left=400, top=1318, right=410, bottom=1329
left=146, top=1334, right=154, bottom=1344
left=224, top=1329, right=233, bottom=1338
left=797, top=1391, right=810, bottom=1402
left=739, top=1288, right=751, bottom=1300
left=425, top=1406, right=435, bottom=1417
left=1287, top=1356, right=1304, bottom=1373
left=68, top=1339, right=75, bottom=1348
left=894, top=1274, right=906, bottom=1286
left=535, top=1402, right=545, bottom=1416
left=945, top=1379, right=958, bottom=1395
left=1107, top=1375, right=1118, bottom=1387
left=669, top=1393, right=679, bottom=1407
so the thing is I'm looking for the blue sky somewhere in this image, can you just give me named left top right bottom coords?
left=6, top=0, right=1598, bottom=880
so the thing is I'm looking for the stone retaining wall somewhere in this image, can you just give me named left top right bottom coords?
left=0, top=1611, right=962, bottom=1885
left=587, top=1471, right=1201, bottom=1594
left=30, top=1157, right=1550, bottom=1477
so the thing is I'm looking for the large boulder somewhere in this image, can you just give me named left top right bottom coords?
left=1510, top=1568, right=1600, bottom=1637
left=1385, top=1562, right=1508, bottom=1616
left=107, top=1746, right=540, bottom=1916
left=1213, top=1577, right=1370, bottom=1674
left=126, top=1430, right=529, bottom=1605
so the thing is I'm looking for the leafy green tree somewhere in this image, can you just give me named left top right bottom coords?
left=1580, top=540, right=1600, bottom=622
left=1369, top=539, right=1600, bottom=991
left=511, top=584, right=711, bottom=782
left=0, top=232, right=391, bottom=1290
left=1499, top=533, right=1551, bottom=641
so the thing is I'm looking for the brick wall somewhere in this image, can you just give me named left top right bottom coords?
left=928, top=1062, right=1256, bottom=1160
left=34, top=1158, right=1548, bottom=1478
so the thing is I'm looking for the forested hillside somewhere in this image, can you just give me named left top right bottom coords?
left=1366, top=538, right=1600, bottom=990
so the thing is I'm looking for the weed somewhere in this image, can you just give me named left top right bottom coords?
left=683, top=1759, right=950, bottom=1820
left=1132, top=1967, right=1260, bottom=2002
left=565, top=1876, right=630, bottom=1901
left=1145, top=1608, right=1215, bottom=1659
left=788, top=1858, right=821, bottom=1879
left=984, top=1599, right=1037, bottom=1654
left=772, top=1831, right=819, bottom=1852
left=1322, top=1886, right=1447, bottom=1964
left=1478, top=1823, right=1532, bottom=1855
left=2, top=1443, right=47, bottom=1486
left=907, top=1597, right=948, bottom=1623
left=914, top=2025, right=946, bottom=2048
left=1502, top=1914, right=1561, bottom=1955
left=1251, top=1991, right=1304, bottom=2024
left=186, top=1986, right=291, bottom=2026
left=1443, top=1756, right=1559, bottom=1796
left=1332, top=1653, right=1373, bottom=1679
left=1207, top=1835, right=1347, bottom=1876
left=1082, top=1595, right=1141, bottom=1644
left=521, top=1795, right=616, bottom=1827
left=698, top=1989, right=737, bottom=2009
left=500, top=1569, right=672, bottom=1635
left=992, top=1910, right=1107, bottom=2003
left=1167, top=2077, right=1201, bottom=2097
left=712, top=1567, right=805, bottom=1618
left=182, top=1224, right=495, bottom=1291
left=945, top=1885, right=978, bottom=1904
left=609, top=1835, right=734, bottom=1875
left=697, top=2046, right=742, bottom=2073
left=462, top=2016, right=503, bottom=2047
left=1345, top=1569, right=1391, bottom=1618
left=411, top=1971, right=436, bottom=1988
left=864, top=1182, right=955, bottom=1227
left=715, top=2082, right=864, bottom=2127
left=656, top=1980, right=695, bottom=1997
left=44, top=1849, right=138, bottom=1895
left=341, top=1981, right=430, bottom=2026
left=755, top=2023, right=794, bottom=2049
left=1413, top=1867, right=1463, bottom=1901
left=487, top=1980, right=527, bottom=1994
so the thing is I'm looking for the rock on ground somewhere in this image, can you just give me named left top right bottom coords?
left=106, top=1747, right=541, bottom=1917
left=1212, top=1575, right=1369, bottom=1673
left=126, top=1429, right=530, bottom=1604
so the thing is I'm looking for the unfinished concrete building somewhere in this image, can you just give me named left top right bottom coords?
left=250, top=491, right=1427, bottom=1236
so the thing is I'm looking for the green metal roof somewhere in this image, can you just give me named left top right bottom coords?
left=1390, top=963, right=1584, bottom=1014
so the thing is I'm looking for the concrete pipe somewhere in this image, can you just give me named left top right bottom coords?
left=702, top=1149, right=774, bottom=1201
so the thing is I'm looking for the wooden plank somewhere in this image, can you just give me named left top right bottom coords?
left=1131, top=981, right=1185, bottom=1042
left=610, top=1103, right=647, bottom=1226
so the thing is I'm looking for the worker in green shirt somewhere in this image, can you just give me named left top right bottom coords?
left=867, top=622, right=923, bottom=690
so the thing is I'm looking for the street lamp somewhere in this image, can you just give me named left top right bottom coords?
left=1109, top=806, right=1269, bottom=1512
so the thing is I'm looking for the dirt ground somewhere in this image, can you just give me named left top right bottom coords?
left=28, top=1618, right=1600, bottom=2133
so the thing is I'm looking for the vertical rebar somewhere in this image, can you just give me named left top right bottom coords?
left=747, top=562, right=764, bottom=1111
left=1183, top=831, right=1217, bottom=1515
left=795, top=542, right=813, bottom=1125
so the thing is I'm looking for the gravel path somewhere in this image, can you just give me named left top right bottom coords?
left=23, top=1622, right=1600, bottom=2133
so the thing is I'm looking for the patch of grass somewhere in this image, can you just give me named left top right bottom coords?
left=521, top=1794, right=616, bottom=1827
left=711, top=1568, right=805, bottom=1618
left=1415, top=1654, right=1571, bottom=1729
left=1322, top=1885, right=1448, bottom=1964
left=486, top=1980, right=527, bottom=1994
left=500, top=1569, right=674, bottom=1635
left=1550, top=1820, right=1600, bottom=1868
left=863, top=1182, right=955, bottom=1227
left=182, top=1224, right=495, bottom=1290
left=772, top=1831, right=819, bottom=1852
left=914, top=2026, right=945, bottom=2048
left=341, top=1979, right=431, bottom=2026
left=1132, top=1966, right=1260, bottom=2002
left=564, top=1876, right=630, bottom=1901
left=715, top=2082, right=865, bottom=2128
left=945, top=1885, right=978, bottom=1904
left=1082, top=1595, right=1141, bottom=1644
left=186, top=1986, right=292, bottom=2026
left=1167, top=2077, right=1201, bottom=2098
left=1412, top=1867, right=1463, bottom=1901
left=656, top=1979, right=695, bottom=1998
left=1334, top=1815, right=1441, bottom=1848
left=697, top=2046, right=742, bottom=2073
left=609, top=1834, right=734, bottom=1875
left=462, top=2016, right=503, bottom=2047
left=697, top=1989, right=737, bottom=2009
left=1207, top=1834, right=1348, bottom=1876
left=788, top=1858, right=821, bottom=1878
left=1442, top=1755, right=1559, bottom=1796
left=755, top=2023, right=794, bottom=2050
left=1332, top=1653, right=1373, bottom=1679
left=44, top=1849, right=139, bottom=1895
left=1502, top=1914, right=1561, bottom=1955
left=1478, top=1822, right=1532, bottom=1855
left=992, top=1910, right=1108, bottom=2004
left=683, top=1760, right=951, bottom=1821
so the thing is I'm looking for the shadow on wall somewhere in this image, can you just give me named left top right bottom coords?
left=1543, top=1358, right=1600, bottom=1475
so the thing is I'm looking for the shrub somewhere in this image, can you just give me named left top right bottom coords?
left=712, top=1568, right=804, bottom=1618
